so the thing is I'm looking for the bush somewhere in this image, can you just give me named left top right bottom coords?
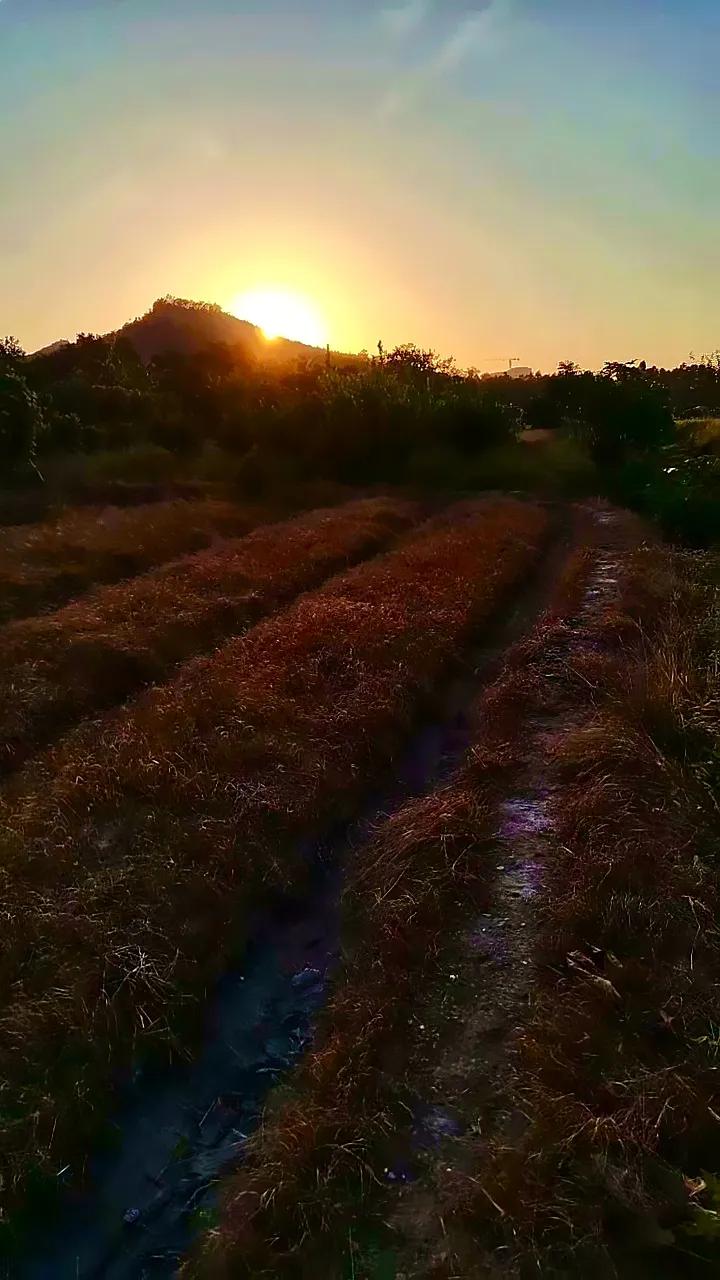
left=557, top=373, right=675, bottom=466
left=77, top=444, right=179, bottom=485
left=468, top=436, right=596, bottom=497
left=610, top=453, right=720, bottom=545
left=407, top=444, right=469, bottom=490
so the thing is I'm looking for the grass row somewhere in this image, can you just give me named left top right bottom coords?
left=183, top=509, right=622, bottom=1277
left=470, top=543, right=720, bottom=1276
left=0, top=496, right=418, bottom=774
left=285, top=531, right=720, bottom=1279
left=0, top=498, right=548, bottom=1232
left=0, top=496, right=268, bottom=621
left=185, top=506, right=653, bottom=1278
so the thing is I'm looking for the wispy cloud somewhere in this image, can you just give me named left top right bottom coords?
left=379, top=0, right=430, bottom=40
left=376, top=0, right=505, bottom=119
left=434, top=9, right=495, bottom=72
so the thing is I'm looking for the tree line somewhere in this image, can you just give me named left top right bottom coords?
left=2, top=299, right=719, bottom=541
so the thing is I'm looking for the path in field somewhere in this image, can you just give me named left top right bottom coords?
left=19, top=509, right=575, bottom=1280
left=384, top=509, right=629, bottom=1277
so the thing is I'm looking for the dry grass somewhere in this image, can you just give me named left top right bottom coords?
left=0, top=496, right=418, bottom=773
left=185, top=510, right=631, bottom=1278
left=187, top=508, right=696, bottom=1280
left=431, top=545, right=720, bottom=1276
left=0, top=498, right=548, bottom=1218
left=0, top=497, right=269, bottom=621
left=189, top=778, right=503, bottom=1279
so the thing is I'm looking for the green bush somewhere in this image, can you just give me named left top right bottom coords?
left=609, top=453, right=720, bottom=546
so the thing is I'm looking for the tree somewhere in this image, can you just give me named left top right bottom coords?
left=601, top=359, right=642, bottom=382
left=579, top=377, right=673, bottom=466
left=0, top=336, right=26, bottom=368
left=0, top=369, right=45, bottom=477
left=382, top=344, right=455, bottom=379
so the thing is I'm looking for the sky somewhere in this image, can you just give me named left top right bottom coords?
left=0, top=0, right=718, bottom=370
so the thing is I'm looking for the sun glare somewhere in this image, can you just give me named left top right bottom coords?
left=229, top=288, right=328, bottom=347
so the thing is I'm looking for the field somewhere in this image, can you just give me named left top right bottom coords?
left=0, top=491, right=717, bottom=1280
left=0, top=496, right=418, bottom=772
left=0, top=497, right=272, bottom=622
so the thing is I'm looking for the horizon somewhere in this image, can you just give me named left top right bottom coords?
left=1, top=1, right=718, bottom=369
left=26, top=293, right=719, bottom=376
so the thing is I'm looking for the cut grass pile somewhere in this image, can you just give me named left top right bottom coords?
left=0, top=497, right=268, bottom=621
left=0, top=496, right=419, bottom=773
left=0, top=498, right=548, bottom=1225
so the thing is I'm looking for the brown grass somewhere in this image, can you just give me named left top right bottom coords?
left=185, top=510, right=632, bottom=1278
left=0, top=498, right=548, bottom=1217
left=0, top=496, right=418, bottom=773
left=512, top=553, right=720, bottom=1263
left=426, top=545, right=720, bottom=1276
left=0, top=497, right=269, bottom=621
left=190, top=778, right=503, bottom=1279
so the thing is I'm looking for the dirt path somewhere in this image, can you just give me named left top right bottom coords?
left=9, top=511, right=585, bottom=1280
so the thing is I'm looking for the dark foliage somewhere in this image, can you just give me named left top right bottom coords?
left=3, top=301, right=720, bottom=541
left=0, top=337, right=45, bottom=477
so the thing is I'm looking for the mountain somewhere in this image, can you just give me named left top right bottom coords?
left=30, top=339, right=72, bottom=360
left=114, top=297, right=328, bottom=366
left=31, top=297, right=358, bottom=369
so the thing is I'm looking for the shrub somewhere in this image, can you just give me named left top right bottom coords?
left=77, top=443, right=179, bottom=485
left=468, top=436, right=597, bottom=497
left=610, top=453, right=720, bottom=546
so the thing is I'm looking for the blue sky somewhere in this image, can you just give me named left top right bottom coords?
left=0, top=0, right=717, bottom=368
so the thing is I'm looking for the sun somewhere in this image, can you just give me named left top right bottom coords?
left=229, top=288, right=328, bottom=348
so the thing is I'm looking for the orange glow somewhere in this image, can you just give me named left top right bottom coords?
left=228, top=288, right=328, bottom=347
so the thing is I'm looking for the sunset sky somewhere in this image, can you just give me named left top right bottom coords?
left=1, top=0, right=717, bottom=370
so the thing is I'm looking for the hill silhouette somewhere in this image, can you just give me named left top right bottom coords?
left=116, top=297, right=329, bottom=366
left=33, top=297, right=350, bottom=367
